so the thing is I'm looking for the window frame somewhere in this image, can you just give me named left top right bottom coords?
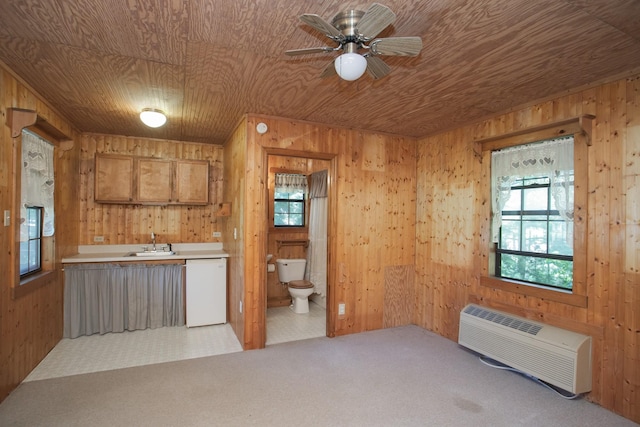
left=7, top=109, right=65, bottom=299
left=274, top=189, right=306, bottom=228
left=477, top=117, right=591, bottom=308
left=269, top=169, right=309, bottom=233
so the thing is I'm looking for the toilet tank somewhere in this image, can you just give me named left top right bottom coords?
left=276, top=258, right=306, bottom=282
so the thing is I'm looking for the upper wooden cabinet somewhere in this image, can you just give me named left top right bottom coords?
left=95, top=154, right=134, bottom=203
left=175, top=160, right=209, bottom=204
left=137, top=158, right=173, bottom=203
left=95, top=154, right=209, bottom=205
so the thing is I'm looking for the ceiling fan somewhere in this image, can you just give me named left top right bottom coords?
left=285, top=3, right=422, bottom=81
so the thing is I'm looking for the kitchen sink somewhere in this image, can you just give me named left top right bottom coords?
left=127, top=250, right=176, bottom=257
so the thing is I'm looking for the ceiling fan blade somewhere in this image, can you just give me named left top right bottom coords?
left=365, top=56, right=390, bottom=79
left=285, top=47, right=336, bottom=56
left=320, top=60, right=337, bottom=78
left=370, top=37, right=423, bottom=56
left=356, top=3, right=396, bottom=40
left=299, top=14, right=344, bottom=41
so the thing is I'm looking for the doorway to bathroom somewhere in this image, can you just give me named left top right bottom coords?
left=265, top=153, right=331, bottom=345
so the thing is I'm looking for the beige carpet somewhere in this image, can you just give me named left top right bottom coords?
left=0, top=325, right=636, bottom=426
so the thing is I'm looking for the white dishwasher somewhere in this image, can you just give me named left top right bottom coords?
left=186, top=258, right=227, bottom=327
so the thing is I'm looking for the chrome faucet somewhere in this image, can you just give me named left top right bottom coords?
left=151, top=232, right=156, bottom=251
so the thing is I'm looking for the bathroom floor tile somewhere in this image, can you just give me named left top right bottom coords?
left=266, top=301, right=326, bottom=345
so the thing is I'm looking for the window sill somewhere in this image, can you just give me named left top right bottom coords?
left=269, top=226, right=308, bottom=234
left=13, top=270, right=58, bottom=299
left=480, top=275, right=587, bottom=308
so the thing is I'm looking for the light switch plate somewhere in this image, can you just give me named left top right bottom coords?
left=4, top=210, right=10, bottom=226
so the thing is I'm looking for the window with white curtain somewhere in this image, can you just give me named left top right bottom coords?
left=491, top=136, right=574, bottom=290
left=20, top=130, right=54, bottom=278
left=274, top=173, right=307, bottom=227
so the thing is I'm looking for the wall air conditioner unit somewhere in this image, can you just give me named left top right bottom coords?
left=458, top=304, right=592, bottom=394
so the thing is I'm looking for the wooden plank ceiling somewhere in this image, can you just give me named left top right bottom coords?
left=0, top=0, right=639, bottom=144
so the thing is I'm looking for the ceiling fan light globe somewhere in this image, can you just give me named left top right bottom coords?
left=334, top=53, right=367, bottom=81
left=140, top=109, right=167, bottom=128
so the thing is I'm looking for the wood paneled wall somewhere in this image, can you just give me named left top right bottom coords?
left=415, top=74, right=640, bottom=423
left=0, top=66, right=80, bottom=401
left=78, top=133, right=224, bottom=245
left=239, top=114, right=417, bottom=349
left=222, top=118, right=247, bottom=347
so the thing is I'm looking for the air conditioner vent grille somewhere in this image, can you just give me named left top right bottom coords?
left=463, top=305, right=542, bottom=335
left=459, top=304, right=592, bottom=394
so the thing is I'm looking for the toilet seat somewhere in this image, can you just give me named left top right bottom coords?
left=288, top=280, right=314, bottom=289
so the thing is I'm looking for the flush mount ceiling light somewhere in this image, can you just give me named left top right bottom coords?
left=285, top=4, right=422, bottom=81
left=140, top=109, right=167, bottom=128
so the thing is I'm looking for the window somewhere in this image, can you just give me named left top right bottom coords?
left=491, top=136, right=574, bottom=292
left=6, top=108, right=67, bottom=298
left=496, top=175, right=573, bottom=290
left=274, top=173, right=307, bottom=227
left=274, top=189, right=305, bottom=226
left=20, top=206, right=44, bottom=277
left=19, top=130, right=55, bottom=281
left=479, top=117, right=591, bottom=307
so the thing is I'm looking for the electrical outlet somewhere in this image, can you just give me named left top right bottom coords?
left=212, top=231, right=221, bottom=237
left=93, top=236, right=104, bottom=242
left=338, top=303, right=346, bottom=316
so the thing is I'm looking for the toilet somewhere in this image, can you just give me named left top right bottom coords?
left=275, top=258, right=314, bottom=314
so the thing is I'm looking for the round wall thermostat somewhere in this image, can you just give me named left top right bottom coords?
left=256, top=122, right=268, bottom=134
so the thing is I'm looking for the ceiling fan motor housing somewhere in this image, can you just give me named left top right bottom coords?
left=332, top=10, right=365, bottom=39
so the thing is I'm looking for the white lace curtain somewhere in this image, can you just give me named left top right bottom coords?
left=275, top=173, right=308, bottom=193
left=21, top=130, right=55, bottom=240
left=491, top=136, right=574, bottom=242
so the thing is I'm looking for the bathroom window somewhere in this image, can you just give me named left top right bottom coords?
left=274, top=173, right=307, bottom=227
left=274, top=189, right=305, bottom=226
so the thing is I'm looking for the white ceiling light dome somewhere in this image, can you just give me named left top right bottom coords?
left=334, top=53, right=367, bottom=81
left=140, top=109, right=167, bottom=128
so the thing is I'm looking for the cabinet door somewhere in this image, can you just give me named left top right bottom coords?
left=174, top=160, right=209, bottom=204
left=136, top=158, right=173, bottom=203
left=94, top=154, right=134, bottom=203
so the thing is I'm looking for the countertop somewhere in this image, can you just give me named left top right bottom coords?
left=62, top=243, right=228, bottom=263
